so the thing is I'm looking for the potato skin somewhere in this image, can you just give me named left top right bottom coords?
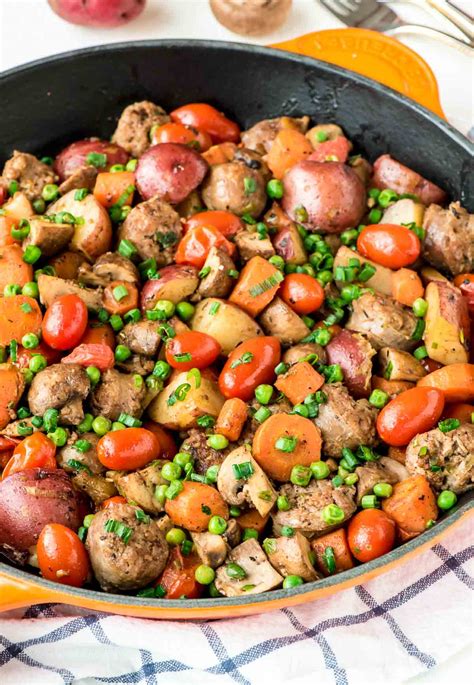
left=282, top=161, right=366, bottom=233
left=54, top=138, right=129, bottom=181
left=135, top=143, right=208, bottom=203
left=0, top=468, right=83, bottom=555
left=141, top=265, right=199, bottom=309
left=424, top=281, right=470, bottom=365
left=372, top=154, right=446, bottom=206
left=326, top=330, right=375, bottom=398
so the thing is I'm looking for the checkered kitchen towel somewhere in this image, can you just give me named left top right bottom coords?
left=1, top=516, right=472, bottom=685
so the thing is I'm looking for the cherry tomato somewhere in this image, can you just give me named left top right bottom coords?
left=0, top=435, right=18, bottom=452
left=170, top=103, right=240, bottom=144
left=454, top=273, right=474, bottom=314
left=279, top=273, right=325, bottom=315
left=14, top=341, right=62, bottom=369
left=165, top=331, right=221, bottom=371
left=42, top=294, right=88, bottom=350
left=219, top=336, right=281, bottom=401
left=2, top=433, right=56, bottom=480
left=100, top=495, right=127, bottom=509
left=357, top=224, right=421, bottom=269
left=151, top=122, right=212, bottom=152
left=142, top=421, right=177, bottom=460
left=376, top=386, right=445, bottom=446
left=156, top=547, right=203, bottom=599
left=175, top=225, right=236, bottom=269
left=37, top=523, right=89, bottom=587
left=79, top=323, right=116, bottom=350
left=443, top=402, right=474, bottom=423
left=308, top=136, right=351, bottom=163
left=61, top=343, right=115, bottom=371
left=347, top=509, right=396, bottom=562
left=97, top=427, right=161, bottom=470
left=184, top=210, right=243, bottom=237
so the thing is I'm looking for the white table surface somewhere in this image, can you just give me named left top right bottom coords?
left=0, top=1, right=472, bottom=683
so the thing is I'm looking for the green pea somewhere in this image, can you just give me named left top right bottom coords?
left=344, top=473, right=359, bottom=486
left=47, top=427, right=68, bottom=446
left=152, top=360, right=171, bottom=380
left=22, top=281, right=39, bottom=299
left=280, top=526, right=294, bottom=537
left=316, top=270, right=333, bottom=286
left=373, top=483, right=393, bottom=498
left=92, top=416, right=112, bottom=436
left=226, top=562, right=246, bottom=580
left=369, top=389, right=389, bottom=409
left=266, top=179, right=284, bottom=199
left=29, top=354, right=47, bottom=373
left=173, top=452, right=193, bottom=468
left=77, top=413, right=94, bottom=433
left=195, top=564, right=215, bottom=585
left=86, top=366, right=101, bottom=385
left=42, top=184, right=60, bottom=202
left=206, top=464, right=220, bottom=483
left=207, top=434, right=229, bottom=450
left=154, top=300, right=176, bottom=319
left=21, top=333, right=39, bottom=349
left=165, top=528, right=187, bottom=546
left=361, top=495, right=378, bottom=509
left=290, top=465, right=311, bottom=487
left=377, top=189, right=399, bottom=207
left=269, top=255, right=285, bottom=270
left=437, top=490, right=457, bottom=511
left=277, top=495, right=291, bottom=511
left=155, top=484, right=168, bottom=505
left=412, top=297, right=428, bottom=318
left=115, top=345, right=131, bottom=362
left=368, top=208, right=382, bottom=224
left=4, top=284, right=21, bottom=297
left=208, top=581, right=222, bottom=597
left=161, top=462, right=182, bottom=482
left=311, top=461, right=330, bottom=480
left=321, top=504, right=344, bottom=524
left=208, top=515, right=227, bottom=535
left=254, top=384, right=273, bottom=405
left=283, top=575, right=304, bottom=589
left=242, top=528, right=258, bottom=541
left=176, top=301, right=195, bottom=322
left=111, top=421, right=126, bottom=431
left=229, top=505, right=241, bottom=517
left=32, top=198, right=46, bottom=214
left=292, top=404, right=309, bottom=418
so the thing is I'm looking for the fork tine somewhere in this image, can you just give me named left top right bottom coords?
left=319, top=0, right=352, bottom=17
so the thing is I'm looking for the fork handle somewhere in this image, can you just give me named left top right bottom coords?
left=405, top=0, right=474, bottom=42
left=386, top=24, right=473, bottom=53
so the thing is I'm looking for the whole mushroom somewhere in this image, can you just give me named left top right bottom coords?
left=210, top=0, right=292, bottom=36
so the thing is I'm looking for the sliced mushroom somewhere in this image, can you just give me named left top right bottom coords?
left=265, top=532, right=320, bottom=582
left=222, top=518, right=242, bottom=548
left=258, top=297, right=310, bottom=346
left=57, top=432, right=103, bottom=474
left=191, top=532, right=229, bottom=568
left=379, top=456, right=409, bottom=481
left=71, top=471, right=117, bottom=505
left=196, top=246, right=236, bottom=299
left=115, top=462, right=167, bottom=514
left=28, top=363, right=90, bottom=426
left=78, top=252, right=139, bottom=287
left=37, top=273, right=103, bottom=311
left=23, top=218, right=74, bottom=257
left=214, top=538, right=283, bottom=597
left=354, top=462, right=399, bottom=505
left=234, top=230, right=275, bottom=261
left=217, top=446, right=277, bottom=517
left=378, top=347, right=426, bottom=382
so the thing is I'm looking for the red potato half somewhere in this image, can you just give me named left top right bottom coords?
left=140, top=264, right=199, bottom=310
left=48, top=1, right=146, bottom=28
left=325, top=329, right=375, bottom=398
left=372, top=154, right=447, bottom=205
left=0, top=468, right=84, bottom=558
left=54, top=138, right=129, bottom=181
left=135, top=143, right=209, bottom=203
left=282, top=161, right=366, bottom=233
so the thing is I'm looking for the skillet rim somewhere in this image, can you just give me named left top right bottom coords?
left=0, top=39, right=472, bottom=610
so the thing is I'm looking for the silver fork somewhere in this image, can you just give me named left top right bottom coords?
left=318, top=0, right=473, bottom=50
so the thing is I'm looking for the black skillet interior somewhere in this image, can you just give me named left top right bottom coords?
left=0, top=40, right=472, bottom=607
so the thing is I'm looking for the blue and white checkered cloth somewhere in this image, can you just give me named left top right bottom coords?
left=1, top=517, right=472, bottom=684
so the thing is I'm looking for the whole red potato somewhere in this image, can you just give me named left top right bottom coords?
left=48, top=0, right=146, bottom=28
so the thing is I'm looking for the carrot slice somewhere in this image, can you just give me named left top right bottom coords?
left=382, top=475, right=438, bottom=539
left=372, top=376, right=414, bottom=398
left=165, top=481, right=229, bottom=532
left=0, top=216, right=19, bottom=248
left=80, top=323, right=116, bottom=349
left=102, top=280, right=139, bottom=315
left=215, top=398, right=248, bottom=442
left=265, top=129, right=313, bottom=179
left=387, top=446, right=407, bottom=465
left=252, top=413, right=322, bottom=481
left=392, top=268, right=424, bottom=306
left=311, top=529, right=354, bottom=576
left=417, top=363, right=474, bottom=402
left=443, top=402, right=474, bottom=423
left=93, top=171, right=135, bottom=208
left=237, top=509, right=269, bottom=534
left=275, top=361, right=324, bottom=405
left=0, top=244, right=33, bottom=294
left=229, top=256, right=282, bottom=317
left=0, top=295, right=42, bottom=347
left=0, top=364, right=25, bottom=429
left=202, top=142, right=237, bottom=166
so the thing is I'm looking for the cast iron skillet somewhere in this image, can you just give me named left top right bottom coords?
left=0, top=41, right=472, bottom=619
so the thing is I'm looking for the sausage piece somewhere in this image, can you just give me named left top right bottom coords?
left=2, top=151, right=57, bottom=201
left=112, top=100, right=170, bottom=158
left=422, top=202, right=474, bottom=276
left=372, top=154, right=447, bottom=206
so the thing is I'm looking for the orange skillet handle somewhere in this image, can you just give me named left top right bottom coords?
left=271, top=28, right=446, bottom=119
left=0, top=571, right=71, bottom=612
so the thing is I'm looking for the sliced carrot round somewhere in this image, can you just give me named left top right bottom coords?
left=0, top=295, right=42, bottom=347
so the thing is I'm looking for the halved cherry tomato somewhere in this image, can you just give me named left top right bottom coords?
left=97, top=427, right=161, bottom=471
left=308, top=136, right=351, bottom=163
left=37, top=523, right=89, bottom=587
left=61, top=343, right=115, bottom=371
left=80, top=323, right=116, bottom=350
left=0, top=215, right=18, bottom=247
left=165, top=331, right=221, bottom=371
left=175, top=225, right=236, bottom=269
left=156, top=547, right=203, bottom=599
left=15, top=341, right=62, bottom=369
left=376, top=386, right=445, bottom=446
left=357, top=224, right=421, bottom=269
left=142, top=421, right=177, bottom=460
left=347, top=509, right=396, bottom=562
left=93, top=171, right=135, bottom=208
left=279, top=273, right=325, bottom=315
left=184, top=210, right=243, bottom=237
left=170, top=103, right=240, bottom=144
left=102, top=280, right=139, bottom=316
left=100, top=495, right=127, bottom=509
left=442, top=402, right=474, bottom=423
left=42, top=294, right=88, bottom=350
left=219, top=336, right=281, bottom=401
left=2, top=432, right=56, bottom=480
left=151, top=122, right=212, bottom=152
left=454, top=273, right=474, bottom=314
